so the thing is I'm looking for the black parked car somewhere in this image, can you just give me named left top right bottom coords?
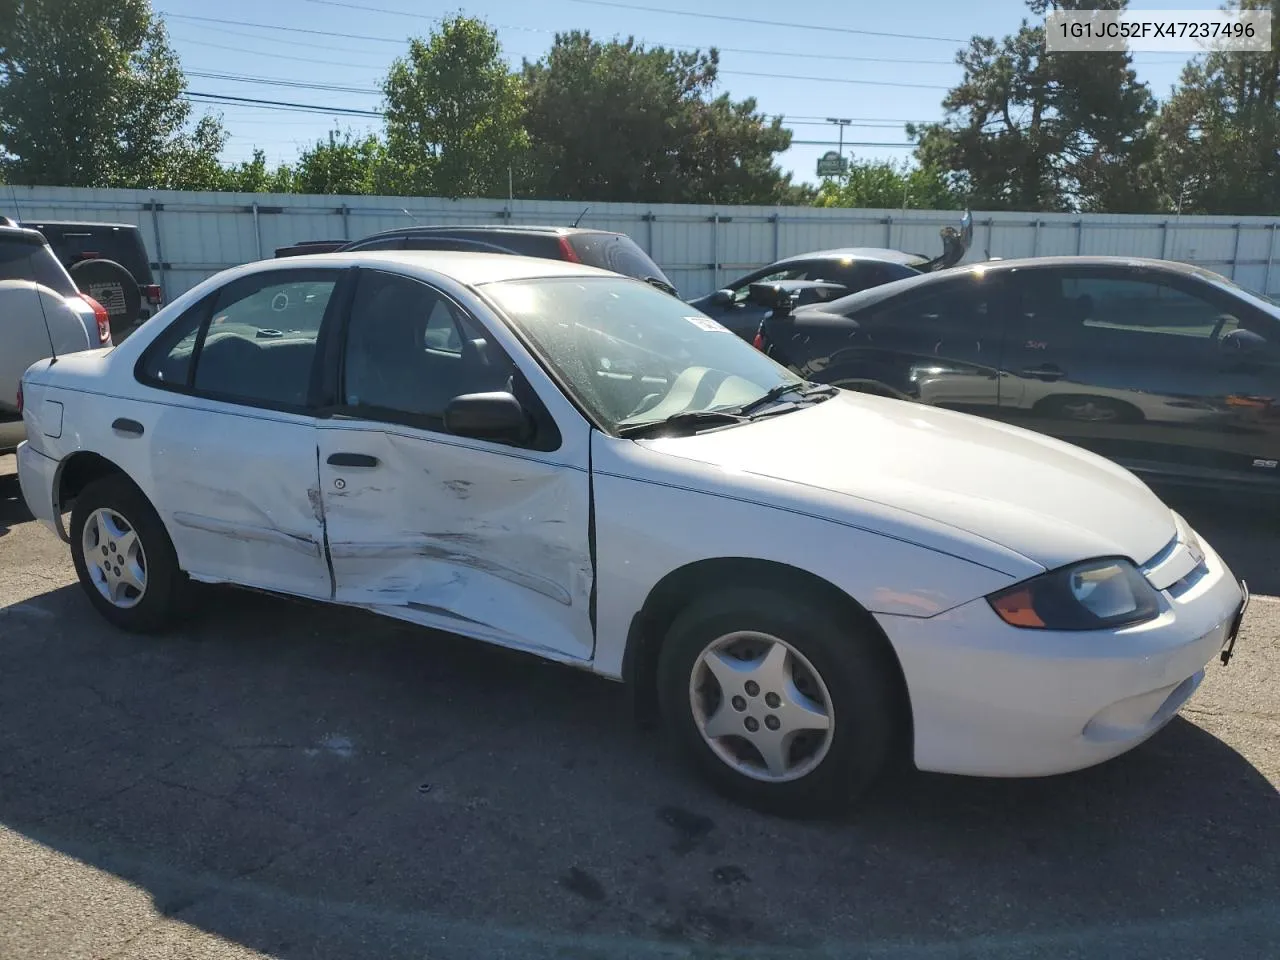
left=16, top=220, right=162, bottom=341
left=757, top=256, right=1280, bottom=492
left=277, top=225, right=678, bottom=295
left=689, top=213, right=973, bottom=340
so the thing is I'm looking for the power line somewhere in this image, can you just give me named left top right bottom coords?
left=170, top=35, right=386, bottom=69
left=166, top=19, right=396, bottom=55
left=791, top=139, right=914, bottom=147
left=162, top=11, right=407, bottom=46
left=162, top=10, right=960, bottom=66
left=723, top=70, right=949, bottom=90
left=186, top=70, right=382, bottom=96
left=564, top=0, right=965, bottom=42
left=175, top=35, right=952, bottom=92
left=185, top=73, right=920, bottom=127
left=185, top=91, right=383, bottom=117
left=184, top=90, right=919, bottom=148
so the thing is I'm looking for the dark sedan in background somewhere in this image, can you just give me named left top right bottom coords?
left=690, top=213, right=973, bottom=340
left=758, top=256, right=1280, bottom=492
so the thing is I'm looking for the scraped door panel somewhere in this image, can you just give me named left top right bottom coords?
left=317, top=424, right=595, bottom=661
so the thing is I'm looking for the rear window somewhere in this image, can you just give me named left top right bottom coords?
left=25, top=224, right=155, bottom=285
left=0, top=237, right=80, bottom=297
left=567, top=234, right=675, bottom=292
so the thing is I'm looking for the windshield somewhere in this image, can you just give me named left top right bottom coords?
left=483, top=276, right=804, bottom=433
left=1196, top=267, right=1280, bottom=313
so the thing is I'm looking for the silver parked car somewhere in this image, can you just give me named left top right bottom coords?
left=1, top=222, right=112, bottom=453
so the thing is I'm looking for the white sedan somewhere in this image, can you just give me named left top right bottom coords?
left=15, top=251, right=1249, bottom=816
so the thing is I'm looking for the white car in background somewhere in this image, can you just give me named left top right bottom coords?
left=1, top=223, right=113, bottom=453
left=15, top=251, right=1249, bottom=816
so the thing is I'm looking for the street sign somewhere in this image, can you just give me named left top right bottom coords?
left=816, top=151, right=847, bottom=177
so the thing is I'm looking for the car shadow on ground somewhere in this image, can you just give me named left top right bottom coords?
left=0, top=470, right=28, bottom=538
left=1, top=581, right=1277, bottom=959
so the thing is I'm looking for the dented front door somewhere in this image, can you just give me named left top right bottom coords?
left=315, top=422, right=595, bottom=662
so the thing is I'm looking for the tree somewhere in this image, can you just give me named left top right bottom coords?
left=1151, top=0, right=1279, bottom=215
left=381, top=16, right=527, bottom=198
left=522, top=32, right=800, bottom=204
left=815, top=158, right=963, bottom=210
left=909, top=0, right=1157, bottom=212
left=293, top=129, right=386, bottom=195
left=221, top=148, right=298, bottom=194
left=0, top=0, right=226, bottom=188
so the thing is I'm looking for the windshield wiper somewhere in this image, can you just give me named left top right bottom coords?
left=616, top=410, right=747, bottom=439
left=642, top=276, right=678, bottom=296
left=733, top=381, right=837, bottom=417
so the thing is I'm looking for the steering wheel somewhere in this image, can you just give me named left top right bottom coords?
left=1210, top=314, right=1233, bottom=342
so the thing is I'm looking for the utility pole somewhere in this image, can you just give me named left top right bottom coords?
left=826, top=117, right=852, bottom=172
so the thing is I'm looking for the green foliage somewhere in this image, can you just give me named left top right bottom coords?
left=381, top=16, right=528, bottom=198
left=293, top=130, right=386, bottom=195
left=910, top=0, right=1158, bottom=213
left=522, top=32, right=798, bottom=204
left=1151, top=0, right=1279, bottom=215
left=816, top=158, right=963, bottom=210
left=222, top=148, right=297, bottom=194
left=0, top=0, right=226, bottom=189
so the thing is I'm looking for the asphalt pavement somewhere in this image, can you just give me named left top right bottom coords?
left=1, top=454, right=1277, bottom=960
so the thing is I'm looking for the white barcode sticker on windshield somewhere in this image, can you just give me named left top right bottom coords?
left=685, top=315, right=730, bottom=332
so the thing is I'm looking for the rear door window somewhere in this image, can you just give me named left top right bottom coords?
left=0, top=237, right=79, bottom=297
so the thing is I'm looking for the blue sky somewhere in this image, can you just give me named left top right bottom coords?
left=157, top=0, right=1209, bottom=187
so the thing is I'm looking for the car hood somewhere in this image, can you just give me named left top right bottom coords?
left=642, top=391, right=1177, bottom=571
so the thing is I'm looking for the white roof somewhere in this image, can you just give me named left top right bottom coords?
left=246, top=250, right=615, bottom=287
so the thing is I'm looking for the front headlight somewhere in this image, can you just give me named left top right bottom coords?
left=987, top=558, right=1161, bottom=630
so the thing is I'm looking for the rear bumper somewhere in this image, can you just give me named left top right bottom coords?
left=16, top=441, right=62, bottom=539
left=877, top=533, right=1245, bottom=778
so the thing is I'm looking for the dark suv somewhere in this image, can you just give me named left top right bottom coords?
left=17, top=220, right=162, bottom=340
left=276, top=225, right=679, bottom=296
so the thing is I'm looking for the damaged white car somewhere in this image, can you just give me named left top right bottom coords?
left=16, top=252, right=1248, bottom=816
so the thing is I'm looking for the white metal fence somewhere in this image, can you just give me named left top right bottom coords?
left=5, top=185, right=1279, bottom=302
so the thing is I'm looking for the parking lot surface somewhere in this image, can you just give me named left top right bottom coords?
left=1, top=454, right=1277, bottom=960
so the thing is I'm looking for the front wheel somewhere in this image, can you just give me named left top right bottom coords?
left=657, top=586, right=901, bottom=817
left=70, top=474, right=187, bottom=632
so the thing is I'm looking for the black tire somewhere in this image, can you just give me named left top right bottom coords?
left=1037, top=394, right=1143, bottom=425
left=69, top=258, right=142, bottom=342
left=657, top=586, right=901, bottom=818
left=69, top=474, right=187, bottom=633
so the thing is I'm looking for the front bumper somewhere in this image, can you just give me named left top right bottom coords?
left=877, top=530, right=1245, bottom=778
left=16, top=441, right=63, bottom=539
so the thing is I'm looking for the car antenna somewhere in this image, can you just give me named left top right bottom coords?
left=571, top=206, right=591, bottom=228
left=7, top=184, right=24, bottom=223
left=401, top=207, right=423, bottom=223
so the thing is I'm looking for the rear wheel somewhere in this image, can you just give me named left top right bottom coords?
left=70, top=474, right=186, bottom=632
left=657, top=586, right=901, bottom=817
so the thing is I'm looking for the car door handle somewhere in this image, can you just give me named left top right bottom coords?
left=1017, top=365, right=1066, bottom=382
left=327, top=453, right=379, bottom=468
left=111, top=418, right=144, bottom=437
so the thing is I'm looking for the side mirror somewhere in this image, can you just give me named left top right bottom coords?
left=1220, top=328, right=1268, bottom=353
left=444, top=391, right=531, bottom=443
left=708, top=288, right=734, bottom=307
left=747, top=282, right=796, bottom=311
